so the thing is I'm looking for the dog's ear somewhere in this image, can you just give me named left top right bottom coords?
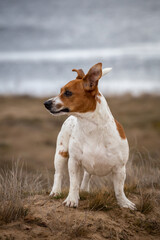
left=72, top=69, right=85, bottom=79
left=83, top=63, right=102, bottom=91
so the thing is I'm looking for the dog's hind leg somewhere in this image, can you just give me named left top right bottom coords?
left=80, top=171, right=92, bottom=192
left=112, top=166, right=136, bottom=210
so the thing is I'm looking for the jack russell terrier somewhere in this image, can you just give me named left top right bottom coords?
left=44, top=63, right=136, bottom=210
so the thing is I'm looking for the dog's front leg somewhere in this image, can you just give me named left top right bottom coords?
left=63, top=158, right=81, bottom=207
left=50, top=151, right=68, bottom=196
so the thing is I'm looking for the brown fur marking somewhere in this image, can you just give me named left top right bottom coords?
left=56, top=103, right=62, bottom=109
left=59, top=151, right=69, bottom=158
left=59, top=63, right=102, bottom=113
left=115, top=119, right=126, bottom=139
left=72, top=69, right=85, bottom=79
left=60, top=80, right=98, bottom=113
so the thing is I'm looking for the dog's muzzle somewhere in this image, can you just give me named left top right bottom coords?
left=44, top=100, right=69, bottom=114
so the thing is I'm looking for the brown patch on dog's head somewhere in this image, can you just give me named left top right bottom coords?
left=59, top=80, right=97, bottom=113
left=59, top=151, right=69, bottom=158
left=58, top=63, right=102, bottom=113
left=114, top=119, right=126, bottom=139
left=44, top=63, right=103, bottom=115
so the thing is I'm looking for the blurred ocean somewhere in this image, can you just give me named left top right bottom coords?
left=0, top=0, right=160, bottom=96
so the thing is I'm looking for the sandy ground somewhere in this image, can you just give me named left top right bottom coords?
left=0, top=193, right=160, bottom=240
left=0, top=94, right=160, bottom=173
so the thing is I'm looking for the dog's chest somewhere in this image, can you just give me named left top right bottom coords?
left=70, top=126, right=117, bottom=176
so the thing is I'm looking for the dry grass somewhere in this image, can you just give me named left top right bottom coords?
left=127, top=149, right=160, bottom=188
left=136, top=190, right=154, bottom=214
left=80, top=190, right=117, bottom=211
left=0, top=160, right=47, bottom=224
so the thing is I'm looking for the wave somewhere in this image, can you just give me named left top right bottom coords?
left=0, top=44, right=160, bottom=62
left=1, top=78, right=159, bottom=97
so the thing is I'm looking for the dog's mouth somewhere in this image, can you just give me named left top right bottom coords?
left=50, top=108, right=70, bottom=114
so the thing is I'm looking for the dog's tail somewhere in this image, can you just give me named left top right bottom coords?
left=102, top=68, right=112, bottom=77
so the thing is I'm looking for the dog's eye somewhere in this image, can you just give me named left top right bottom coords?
left=64, top=90, right=72, bottom=97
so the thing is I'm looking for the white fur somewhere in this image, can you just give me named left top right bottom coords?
left=50, top=92, right=136, bottom=210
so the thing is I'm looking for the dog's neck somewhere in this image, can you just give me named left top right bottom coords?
left=74, top=93, right=114, bottom=130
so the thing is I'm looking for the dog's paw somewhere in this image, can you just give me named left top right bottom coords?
left=119, top=198, right=136, bottom=210
left=49, top=190, right=61, bottom=197
left=63, top=196, right=78, bottom=208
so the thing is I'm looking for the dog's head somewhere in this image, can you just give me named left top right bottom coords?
left=44, top=63, right=111, bottom=115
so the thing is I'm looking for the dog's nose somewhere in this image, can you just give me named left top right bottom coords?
left=44, top=100, right=52, bottom=110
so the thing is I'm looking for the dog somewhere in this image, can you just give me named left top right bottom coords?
left=44, top=63, right=136, bottom=210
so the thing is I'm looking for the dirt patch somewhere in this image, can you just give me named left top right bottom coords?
left=0, top=193, right=160, bottom=240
